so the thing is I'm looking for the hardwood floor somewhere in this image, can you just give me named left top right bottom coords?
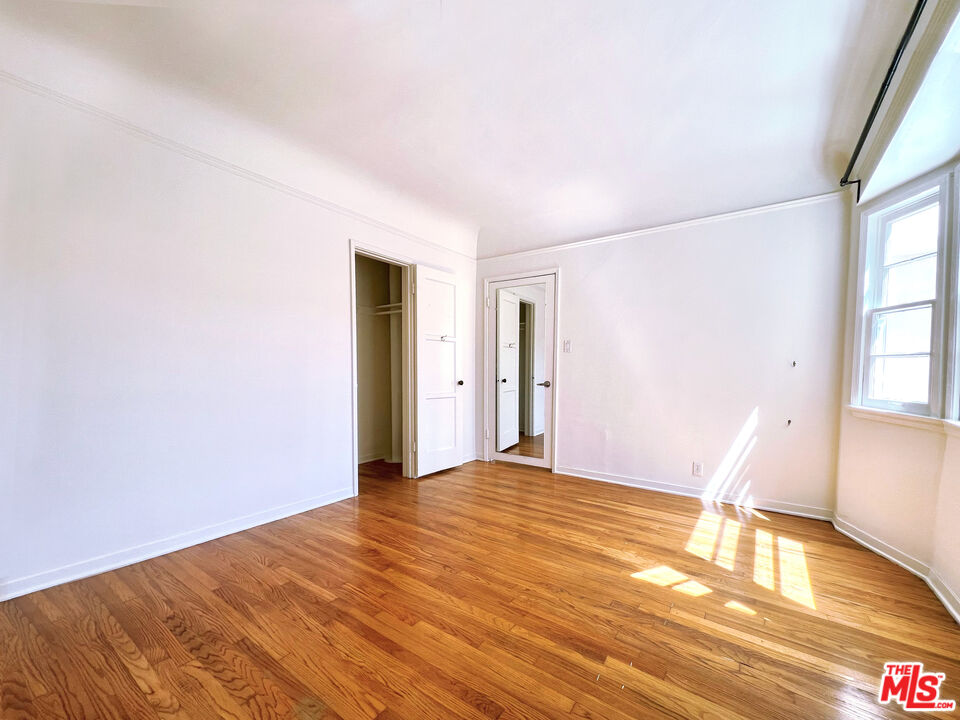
left=502, top=432, right=544, bottom=458
left=2, top=460, right=959, bottom=719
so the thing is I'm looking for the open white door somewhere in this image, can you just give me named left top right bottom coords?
left=414, top=265, right=462, bottom=476
left=496, top=289, right=520, bottom=451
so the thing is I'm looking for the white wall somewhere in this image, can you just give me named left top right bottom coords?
left=835, top=415, right=960, bottom=622
left=478, top=193, right=849, bottom=517
left=836, top=415, right=946, bottom=566
left=932, top=432, right=960, bottom=611
left=355, top=256, right=393, bottom=463
left=0, top=77, right=477, bottom=600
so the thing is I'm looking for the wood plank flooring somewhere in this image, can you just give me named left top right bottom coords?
left=503, top=433, right=545, bottom=458
left=2, top=460, right=959, bottom=719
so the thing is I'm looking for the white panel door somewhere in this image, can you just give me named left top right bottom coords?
left=415, top=265, right=462, bottom=476
left=496, top=289, right=520, bottom=451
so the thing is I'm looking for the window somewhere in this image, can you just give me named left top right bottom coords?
left=855, top=168, right=959, bottom=419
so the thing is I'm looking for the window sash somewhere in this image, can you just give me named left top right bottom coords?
left=863, top=302, right=935, bottom=411
left=882, top=251, right=937, bottom=271
left=857, top=180, right=947, bottom=417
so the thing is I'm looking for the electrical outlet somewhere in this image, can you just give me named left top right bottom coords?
left=692, top=461, right=704, bottom=477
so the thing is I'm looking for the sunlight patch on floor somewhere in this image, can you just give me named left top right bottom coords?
left=673, top=580, right=712, bottom=597
left=715, top=519, right=741, bottom=571
left=753, top=529, right=775, bottom=591
left=631, top=566, right=688, bottom=586
left=724, top=600, right=757, bottom=615
left=777, top=536, right=816, bottom=609
left=685, top=511, right=723, bottom=561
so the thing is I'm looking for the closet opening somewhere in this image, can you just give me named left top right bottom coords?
left=354, top=252, right=410, bottom=486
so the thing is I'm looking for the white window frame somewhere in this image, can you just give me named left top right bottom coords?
left=946, top=163, right=960, bottom=421
left=853, top=169, right=952, bottom=418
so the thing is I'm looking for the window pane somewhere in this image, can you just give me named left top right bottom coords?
left=869, top=356, right=930, bottom=404
left=881, top=254, right=937, bottom=306
left=871, top=306, right=932, bottom=355
left=884, top=203, right=939, bottom=265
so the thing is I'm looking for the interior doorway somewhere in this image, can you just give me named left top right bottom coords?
left=350, top=244, right=466, bottom=494
left=354, top=253, right=408, bottom=485
left=484, top=271, right=557, bottom=468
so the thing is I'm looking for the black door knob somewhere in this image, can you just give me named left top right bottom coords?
left=457, top=380, right=464, bottom=386
left=501, top=378, right=507, bottom=383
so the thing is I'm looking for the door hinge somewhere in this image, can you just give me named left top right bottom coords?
left=411, top=282, right=416, bottom=295
left=485, top=296, right=490, bottom=307
left=484, top=428, right=489, bottom=439
left=412, top=440, right=416, bottom=452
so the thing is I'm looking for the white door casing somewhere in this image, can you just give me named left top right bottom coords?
left=484, top=271, right=558, bottom=469
left=414, top=264, right=462, bottom=476
left=497, top=289, right=520, bottom=452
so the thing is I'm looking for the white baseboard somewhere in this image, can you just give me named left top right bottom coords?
left=358, top=452, right=386, bottom=464
left=832, top=515, right=960, bottom=625
left=831, top=515, right=931, bottom=577
left=555, top=465, right=834, bottom=520
left=927, top=571, right=960, bottom=625
left=0, top=487, right=355, bottom=602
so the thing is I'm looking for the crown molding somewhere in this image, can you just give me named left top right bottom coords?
left=478, top=190, right=845, bottom=262
left=0, top=68, right=477, bottom=262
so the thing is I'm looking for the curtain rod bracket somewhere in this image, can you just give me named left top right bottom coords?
left=840, top=178, right=862, bottom=202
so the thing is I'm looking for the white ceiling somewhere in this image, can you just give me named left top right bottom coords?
left=0, top=0, right=914, bottom=256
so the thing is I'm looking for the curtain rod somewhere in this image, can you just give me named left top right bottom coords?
left=840, top=0, right=928, bottom=202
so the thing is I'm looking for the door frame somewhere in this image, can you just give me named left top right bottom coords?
left=482, top=269, right=560, bottom=470
left=495, top=288, right=521, bottom=452
left=349, top=239, right=417, bottom=495
left=520, top=300, right=536, bottom=435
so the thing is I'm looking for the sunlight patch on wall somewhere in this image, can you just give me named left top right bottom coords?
left=701, top=407, right=759, bottom=506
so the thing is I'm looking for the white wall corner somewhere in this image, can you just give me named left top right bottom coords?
left=358, top=453, right=386, bottom=464
left=832, top=514, right=931, bottom=577
left=926, top=570, right=960, bottom=625
left=833, top=514, right=960, bottom=625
